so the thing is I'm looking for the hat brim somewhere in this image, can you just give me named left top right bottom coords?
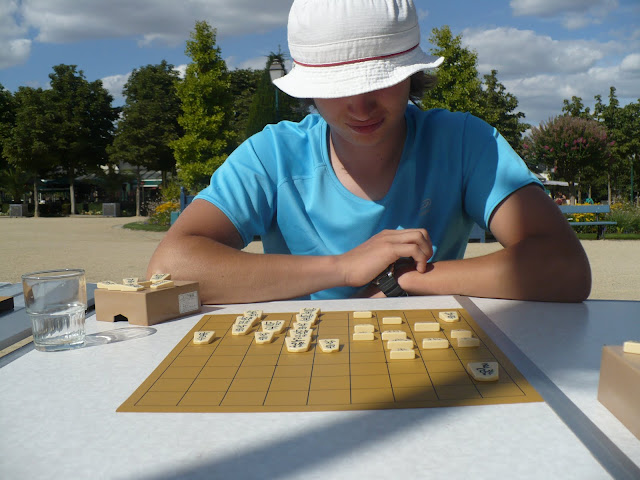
left=273, top=48, right=444, bottom=99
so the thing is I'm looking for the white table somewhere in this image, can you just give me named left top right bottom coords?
left=1, top=296, right=639, bottom=479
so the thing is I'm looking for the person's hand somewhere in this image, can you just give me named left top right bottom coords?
left=337, top=228, right=432, bottom=288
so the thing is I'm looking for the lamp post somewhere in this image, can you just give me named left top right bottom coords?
left=269, top=59, right=285, bottom=123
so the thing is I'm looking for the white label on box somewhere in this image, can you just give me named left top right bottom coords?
left=178, top=291, right=199, bottom=314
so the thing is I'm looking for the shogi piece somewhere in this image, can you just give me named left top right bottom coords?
left=439, top=311, right=459, bottom=322
left=598, top=345, right=640, bottom=440
left=95, top=281, right=200, bottom=326
left=193, top=331, right=215, bottom=345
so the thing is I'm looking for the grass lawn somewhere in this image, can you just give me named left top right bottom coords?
left=122, top=221, right=170, bottom=232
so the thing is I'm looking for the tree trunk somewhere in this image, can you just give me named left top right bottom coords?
left=69, top=174, right=76, bottom=215
left=33, top=180, right=39, bottom=218
left=136, top=185, right=141, bottom=217
left=607, top=172, right=612, bottom=205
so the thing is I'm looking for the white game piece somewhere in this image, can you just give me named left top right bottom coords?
left=450, top=329, right=473, bottom=339
left=119, top=283, right=145, bottom=292
left=97, top=281, right=118, bottom=289
left=422, top=338, right=450, bottom=349
left=353, top=311, right=373, bottom=319
left=295, top=314, right=317, bottom=325
left=381, top=330, right=406, bottom=341
left=107, top=283, right=124, bottom=291
left=382, top=316, right=402, bottom=325
left=390, top=349, right=416, bottom=360
left=457, top=337, right=480, bottom=348
left=387, top=339, right=413, bottom=350
left=352, top=332, right=374, bottom=341
left=414, top=321, right=440, bottom=332
left=299, top=307, right=320, bottom=316
left=289, top=327, right=313, bottom=339
left=318, top=339, right=340, bottom=353
left=150, top=273, right=171, bottom=282
left=236, top=314, right=260, bottom=327
left=439, top=311, right=459, bottom=322
left=285, top=336, right=310, bottom=353
left=193, top=331, right=215, bottom=345
left=244, top=309, right=263, bottom=320
left=254, top=331, right=274, bottom=344
left=122, top=277, right=139, bottom=285
left=232, top=322, right=252, bottom=336
left=623, top=341, right=640, bottom=355
left=292, top=320, right=315, bottom=330
left=150, top=279, right=174, bottom=290
left=467, top=362, right=499, bottom=381
left=138, top=280, right=152, bottom=288
left=261, top=320, right=286, bottom=334
left=353, top=324, right=374, bottom=333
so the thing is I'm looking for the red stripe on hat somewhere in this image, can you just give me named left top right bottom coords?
left=293, top=44, right=419, bottom=68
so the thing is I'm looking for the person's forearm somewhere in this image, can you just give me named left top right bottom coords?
left=399, top=236, right=591, bottom=302
left=147, top=235, right=344, bottom=304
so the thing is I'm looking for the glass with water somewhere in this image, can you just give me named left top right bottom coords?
left=21, top=269, right=87, bottom=351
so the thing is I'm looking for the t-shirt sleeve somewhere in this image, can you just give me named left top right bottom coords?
left=460, top=114, right=542, bottom=229
left=194, top=131, right=277, bottom=247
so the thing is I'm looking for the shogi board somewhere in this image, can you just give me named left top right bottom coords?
left=118, top=309, right=543, bottom=413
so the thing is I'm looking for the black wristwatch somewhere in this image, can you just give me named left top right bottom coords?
left=372, top=263, right=408, bottom=297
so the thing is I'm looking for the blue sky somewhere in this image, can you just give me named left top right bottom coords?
left=1, top=0, right=639, bottom=127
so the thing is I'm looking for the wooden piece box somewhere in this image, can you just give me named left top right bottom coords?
left=597, top=345, right=640, bottom=440
left=95, top=281, right=201, bottom=326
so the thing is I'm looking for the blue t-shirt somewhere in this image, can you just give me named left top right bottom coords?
left=196, top=106, right=541, bottom=299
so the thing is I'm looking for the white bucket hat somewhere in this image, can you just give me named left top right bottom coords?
left=273, top=0, right=444, bottom=99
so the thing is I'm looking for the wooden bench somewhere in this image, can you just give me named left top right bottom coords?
left=559, top=205, right=617, bottom=239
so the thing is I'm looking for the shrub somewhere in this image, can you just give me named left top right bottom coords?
left=148, top=200, right=180, bottom=226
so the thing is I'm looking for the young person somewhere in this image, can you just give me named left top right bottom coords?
left=148, top=0, right=591, bottom=304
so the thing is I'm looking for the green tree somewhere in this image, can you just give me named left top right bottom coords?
left=171, top=21, right=236, bottom=192
left=478, top=70, right=529, bottom=151
left=524, top=115, right=612, bottom=202
left=422, top=26, right=483, bottom=115
left=422, top=27, right=528, bottom=150
left=612, top=100, right=640, bottom=204
left=47, top=64, right=117, bottom=214
left=229, top=68, right=263, bottom=144
left=0, top=83, right=19, bottom=202
left=3, top=87, right=55, bottom=216
left=562, top=96, right=592, bottom=118
left=245, top=52, right=306, bottom=138
left=109, top=61, right=182, bottom=216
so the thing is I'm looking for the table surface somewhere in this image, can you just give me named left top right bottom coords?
left=1, top=295, right=639, bottom=480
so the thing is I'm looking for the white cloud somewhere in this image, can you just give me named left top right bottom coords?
left=20, top=0, right=291, bottom=45
left=0, top=38, right=32, bottom=69
left=511, top=0, right=618, bottom=30
left=463, top=27, right=612, bottom=77
left=460, top=26, right=639, bottom=127
left=0, top=0, right=31, bottom=68
left=620, top=53, right=640, bottom=72
left=510, top=0, right=616, bottom=17
left=100, top=72, right=130, bottom=103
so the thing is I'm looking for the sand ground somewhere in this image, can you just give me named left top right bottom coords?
left=1, top=216, right=639, bottom=301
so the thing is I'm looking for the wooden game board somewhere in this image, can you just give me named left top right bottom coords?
left=118, top=309, right=543, bottom=413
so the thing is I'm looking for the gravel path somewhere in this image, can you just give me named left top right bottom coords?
left=1, top=216, right=638, bottom=300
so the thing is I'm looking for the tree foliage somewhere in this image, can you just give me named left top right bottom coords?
left=171, top=21, right=236, bottom=192
left=229, top=68, right=263, bottom=144
left=422, top=26, right=528, bottom=150
left=109, top=60, right=182, bottom=215
left=245, top=52, right=306, bottom=139
left=2, top=87, right=55, bottom=214
left=46, top=64, right=117, bottom=214
left=522, top=115, right=612, bottom=201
